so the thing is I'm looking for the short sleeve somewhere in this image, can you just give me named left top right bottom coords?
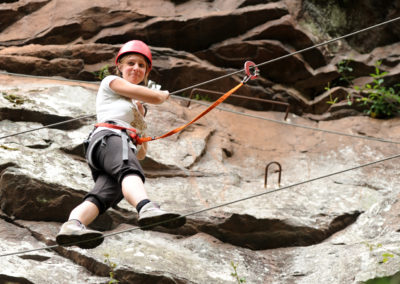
left=100, top=75, right=120, bottom=93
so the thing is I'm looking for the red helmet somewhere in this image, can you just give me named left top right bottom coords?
left=115, top=40, right=152, bottom=70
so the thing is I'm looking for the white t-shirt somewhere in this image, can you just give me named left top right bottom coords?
left=96, top=75, right=147, bottom=133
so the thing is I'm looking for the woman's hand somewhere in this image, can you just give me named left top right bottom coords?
left=136, top=101, right=147, bottom=117
left=136, top=142, right=147, bottom=160
left=160, top=90, right=170, bottom=102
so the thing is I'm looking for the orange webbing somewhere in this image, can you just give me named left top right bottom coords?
left=137, top=82, right=244, bottom=144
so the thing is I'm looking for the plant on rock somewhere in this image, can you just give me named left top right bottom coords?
left=336, top=59, right=355, bottom=87
left=230, top=261, right=246, bottom=283
left=94, top=65, right=111, bottom=80
left=104, top=253, right=119, bottom=284
left=349, top=61, right=400, bottom=118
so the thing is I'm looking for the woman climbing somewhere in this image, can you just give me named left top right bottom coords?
left=56, top=40, right=186, bottom=249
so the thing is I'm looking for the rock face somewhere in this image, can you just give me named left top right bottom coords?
left=299, top=0, right=400, bottom=53
left=1, top=0, right=399, bottom=117
left=1, top=0, right=400, bottom=283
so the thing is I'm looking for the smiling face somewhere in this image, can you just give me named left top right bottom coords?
left=117, top=53, right=149, bottom=85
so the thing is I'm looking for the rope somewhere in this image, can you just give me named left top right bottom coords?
left=1, top=151, right=399, bottom=258
left=137, top=82, right=244, bottom=144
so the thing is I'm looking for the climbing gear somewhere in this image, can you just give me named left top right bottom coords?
left=243, top=61, right=260, bottom=83
left=86, top=122, right=138, bottom=170
left=56, top=220, right=104, bottom=249
left=3, top=16, right=400, bottom=256
left=89, top=61, right=259, bottom=147
left=115, top=40, right=153, bottom=69
left=137, top=61, right=259, bottom=144
left=94, top=122, right=139, bottom=144
left=186, top=87, right=290, bottom=120
left=138, top=202, right=186, bottom=229
left=265, top=161, right=282, bottom=188
left=3, top=16, right=400, bottom=143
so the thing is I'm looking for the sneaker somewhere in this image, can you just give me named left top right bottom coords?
left=56, top=220, right=104, bottom=249
left=138, top=202, right=186, bottom=229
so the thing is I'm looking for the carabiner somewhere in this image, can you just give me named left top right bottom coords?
left=242, top=61, right=259, bottom=83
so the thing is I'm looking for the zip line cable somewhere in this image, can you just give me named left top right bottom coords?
left=1, top=15, right=399, bottom=97
left=172, top=98, right=400, bottom=145
left=1, top=151, right=399, bottom=258
left=0, top=114, right=95, bottom=140
left=255, top=16, right=400, bottom=70
left=167, top=15, right=400, bottom=95
left=1, top=16, right=400, bottom=142
left=1, top=103, right=399, bottom=145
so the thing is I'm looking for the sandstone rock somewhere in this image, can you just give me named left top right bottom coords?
left=308, top=86, right=351, bottom=115
left=2, top=66, right=400, bottom=283
left=240, top=14, right=326, bottom=69
left=198, top=39, right=313, bottom=85
left=0, top=0, right=49, bottom=33
left=294, top=64, right=340, bottom=98
left=18, top=220, right=273, bottom=283
left=0, top=218, right=108, bottom=284
left=299, top=0, right=400, bottom=53
left=92, top=3, right=289, bottom=51
left=1, top=1, right=400, bottom=282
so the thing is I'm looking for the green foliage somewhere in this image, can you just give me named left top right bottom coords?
left=2, top=92, right=26, bottom=106
left=362, top=242, right=400, bottom=284
left=337, top=59, right=354, bottom=86
left=381, top=253, right=394, bottom=264
left=364, top=273, right=400, bottom=284
left=104, top=253, right=119, bottom=284
left=364, top=242, right=383, bottom=251
left=364, top=277, right=393, bottom=284
left=350, top=61, right=400, bottom=118
left=325, top=83, right=339, bottom=105
left=230, top=261, right=246, bottom=284
left=94, top=65, right=111, bottom=80
left=193, top=93, right=212, bottom=102
left=363, top=242, right=395, bottom=264
left=0, top=144, right=18, bottom=151
left=325, top=59, right=354, bottom=105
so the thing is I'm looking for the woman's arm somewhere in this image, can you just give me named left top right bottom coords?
left=110, top=77, right=169, bottom=104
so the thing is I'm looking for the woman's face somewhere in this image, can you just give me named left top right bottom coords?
left=118, top=54, right=149, bottom=85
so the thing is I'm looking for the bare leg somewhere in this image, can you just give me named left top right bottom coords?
left=122, top=174, right=186, bottom=229
left=121, top=174, right=148, bottom=207
left=68, top=200, right=100, bottom=226
left=57, top=200, right=103, bottom=249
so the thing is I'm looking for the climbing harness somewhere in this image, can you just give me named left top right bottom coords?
left=92, top=61, right=259, bottom=146
left=85, top=122, right=139, bottom=170
left=86, top=61, right=257, bottom=166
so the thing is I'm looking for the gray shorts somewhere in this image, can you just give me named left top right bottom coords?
left=84, top=130, right=145, bottom=214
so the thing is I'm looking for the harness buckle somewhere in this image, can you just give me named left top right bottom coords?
left=128, top=131, right=138, bottom=145
left=242, top=61, right=259, bottom=83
